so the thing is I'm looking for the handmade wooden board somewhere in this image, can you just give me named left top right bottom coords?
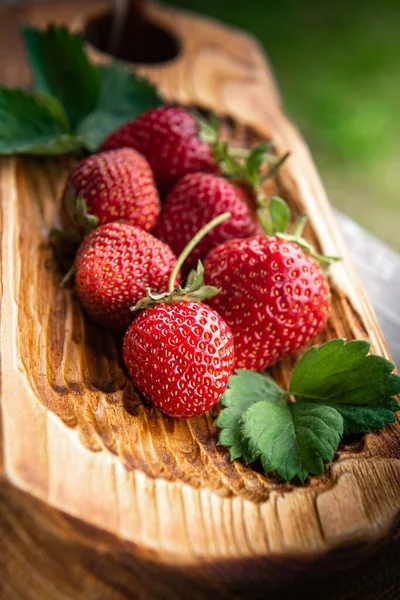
left=0, top=2, right=399, bottom=599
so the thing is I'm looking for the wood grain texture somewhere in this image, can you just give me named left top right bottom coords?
left=0, top=1, right=399, bottom=599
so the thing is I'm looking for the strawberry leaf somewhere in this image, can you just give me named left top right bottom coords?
left=324, top=398, right=399, bottom=433
left=77, top=64, right=163, bottom=151
left=290, top=339, right=400, bottom=405
left=0, top=88, right=80, bottom=155
left=216, top=339, right=400, bottom=483
left=216, top=370, right=285, bottom=462
left=241, top=399, right=343, bottom=482
left=0, top=26, right=163, bottom=156
left=22, top=25, right=100, bottom=130
left=257, top=196, right=341, bottom=268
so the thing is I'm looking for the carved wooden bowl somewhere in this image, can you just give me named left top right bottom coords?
left=0, top=2, right=399, bottom=598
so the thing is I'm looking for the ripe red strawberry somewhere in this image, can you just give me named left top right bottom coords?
left=62, top=148, right=160, bottom=237
left=123, top=301, right=234, bottom=418
left=204, top=236, right=331, bottom=371
left=74, top=222, right=179, bottom=330
left=155, top=173, right=262, bottom=272
left=99, top=107, right=218, bottom=193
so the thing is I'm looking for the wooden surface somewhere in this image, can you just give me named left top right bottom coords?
left=2, top=0, right=400, bottom=370
left=0, top=1, right=399, bottom=599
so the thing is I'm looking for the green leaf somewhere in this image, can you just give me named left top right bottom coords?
left=216, top=370, right=284, bottom=462
left=245, top=142, right=273, bottom=185
left=215, top=340, right=399, bottom=483
left=186, top=262, right=220, bottom=301
left=39, top=93, right=70, bottom=131
left=290, top=339, right=400, bottom=405
left=0, top=25, right=162, bottom=156
left=77, top=64, right=163, bottom=151
left=0, top=88, right=80, bottom=155
left=325, top=397, right=399, bottom=433
left=269, top=196, right=291, bottom=233
left=289, top=338, right=400, bottom=434
left=196, top=113, right=287, bottom=195
left=195, top=110, right=219, bottom=145
left=241, top=399, right=343, bottom=482
left=185, top=263, right=202, bottom=291
left=277, top=231, right=341, bottom=269
left=22, top=25, right=100, bottom=130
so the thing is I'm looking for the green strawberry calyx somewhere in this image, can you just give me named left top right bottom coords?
left=196, top=111, right=289, bottom=202
left=65, top=185, right=99, bottom=232
left=258, top=196, right=340, bottom=269
left=51, top=185, right=99, bottom=244
left=132, top=261, right=220, bottom=311
left=196, top=112, right=339, bottom=269
left=131, top=212, right=231, bottom=312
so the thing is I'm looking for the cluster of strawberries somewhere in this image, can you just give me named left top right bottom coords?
left=60, top=106, right=331, bottom=419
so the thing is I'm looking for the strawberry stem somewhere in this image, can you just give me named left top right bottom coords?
left=60, top=263, right=75, bottom=287
left=168, top=212, right=232, bottom=292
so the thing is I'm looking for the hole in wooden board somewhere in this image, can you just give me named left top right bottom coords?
left=84, top=11, right=180, bottom=64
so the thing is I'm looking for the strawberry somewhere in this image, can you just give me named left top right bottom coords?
left=153, top=119, right=290, bottom=272
left=100, top=107, right=218, bottom=193
left=123, top=300, right=234, bottom=419
left=62, top=148, right=160, bottom=239
left=204, top=237, right=331, bottom=371
left=155, top=173, right=262, bottom=272
left=203, top=198, right=336, bottom=371
left=123, top=212, right=235, bottom=419
left=74, top=222, right=179, bottom=330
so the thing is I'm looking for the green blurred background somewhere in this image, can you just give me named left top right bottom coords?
left=166, top=0, right=400, bottom=250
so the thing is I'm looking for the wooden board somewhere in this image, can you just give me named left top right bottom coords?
left=0, top=2, right=399, bottom=599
